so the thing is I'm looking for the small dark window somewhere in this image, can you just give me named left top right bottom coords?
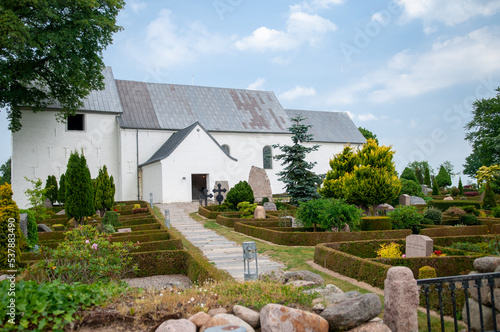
left=263, top=146, right=272, bottom=169
left=67, top=114, right=85, bottom=131
left=221, top=144, right=230, bottom=155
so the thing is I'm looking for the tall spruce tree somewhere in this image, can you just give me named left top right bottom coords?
left=273, top=114, right=321, bottom=206
left=424, top=166, right=432, bottom=187
left=458, top=177, right=464, bottom=195
left=432, top=177, right=440, bottom=195
left=436, top=165, right=452, bottom=188
left=57, top=174, right=66, bottom=205
left=94, top=165, right=114, bottom=216
left=415, top=168, right=424, bottom=184
left=44, top=175, right=58, bottom=204
left=65, top=151, right=94, bottom=225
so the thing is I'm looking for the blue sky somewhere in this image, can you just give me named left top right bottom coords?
left=2, top=0, right=500, bottom=184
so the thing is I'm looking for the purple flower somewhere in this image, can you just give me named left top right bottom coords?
left=85, top=240, right=90, bottom=244
left=402, top=254, right=406, bottom=258
left=91, top=243, right=98, bottom=250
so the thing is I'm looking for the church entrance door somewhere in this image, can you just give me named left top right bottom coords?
left=191, top=174, right=208, bottom=200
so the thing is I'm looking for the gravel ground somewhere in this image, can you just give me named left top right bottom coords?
left=121, top=274, right=193, bottom=291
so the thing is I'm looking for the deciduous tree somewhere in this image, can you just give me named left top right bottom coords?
left=0, top=0, right=125, bottom=131
left=0, top=158, right=11, bottom=184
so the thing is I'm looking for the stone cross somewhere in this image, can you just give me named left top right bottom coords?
left=199, top=188, right=213, bottom=206
left=212, top=183, right=227, bottom=205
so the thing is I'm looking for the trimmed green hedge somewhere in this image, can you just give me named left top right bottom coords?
left=428, top=200, right=481, bottom=211
left=420, top=225, right=488, bottom=237
left=374, top=256, right=477, bottom=278
left=360, top=217, right=392, bottom=231
left=234, top=221, right=412, bottom=246
left=198, top=205, right=223, bottom=219
left=116, top=223, right=161, bottom=232
left=216, top=214, right=279, bottom=228
left=314, top=243, right=390, bottom=289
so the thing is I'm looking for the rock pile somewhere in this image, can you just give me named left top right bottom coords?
left=155, top=270, right=391, bottom=332
left=463, top=256, right=500, bottom=332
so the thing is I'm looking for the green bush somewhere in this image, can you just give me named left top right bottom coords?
left=102, top=211, right=121, bottom=228
left=450, top=187, right=460, bottom=197
left=389, top=206, right=423, bottom=233
left=297, top=198, right=361, bottom=231
left=493, top=206, right=500, bottom=218
left=27, top=225, right=138, bottom=284
left=462, top=205, right=480, bottom=216
left=420, top=217, right=435, bottom=225
left=1, top=183, right=25, bottom=269
left=483, top=182, right=497, bottom=210
left=226, top=181, right=254, bottom=209
left=262, top=197, right=270, bottom=204
left=0, top=279, right=126, bottom=331
left=449, top=242, right=490, bottom=254
left=428, top=200, right=481, bottom=211
left=20, top=209, right=38, bottom=248
left=459, top=214, right=480, bottom=225
left=423, top=207, right=442, bottom=225
left=443, top=207, right=466, bottom=218
left=237, top=201, right=258, bottom=218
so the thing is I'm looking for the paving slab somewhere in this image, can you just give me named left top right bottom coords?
left=157, top=202, right=285, bottom=280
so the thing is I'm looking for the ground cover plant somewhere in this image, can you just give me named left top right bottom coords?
left=296, top=198, right=361, bottom=231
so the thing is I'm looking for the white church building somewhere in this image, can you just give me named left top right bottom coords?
left=11, top=67, right=365, bottom=208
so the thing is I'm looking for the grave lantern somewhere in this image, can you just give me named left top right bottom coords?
left=164, top=209, right=170, bottom=229
left=242, top=241, right=258, bottom=281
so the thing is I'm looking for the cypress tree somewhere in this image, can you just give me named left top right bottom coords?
left=424, top=167, right=432, bottom=186
left=94, top=165, right=114, bottom=216
left=415, top=167, right=424, bottom=184
left=65, top=151, right=95, bottom=225
left=57, top=173, right=66, bottom=205
left=44, top=175, right=58, bottom=204
left=483, top=182, right=497, bottom=210
left=458, top=177, right=464, bottom=195
left=432, top=177, right=439, bottom=195
left=436, top=165, right=452, bottom=188
left=273, top=114, right=321, bottom=206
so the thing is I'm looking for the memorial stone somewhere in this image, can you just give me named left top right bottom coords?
left=405, top=235, right=433, bottom=258
left=410, top=196, right=426, bottom=205
left=118, top=228, right=132, bottom=233
left=20, top=213, right=28, bottom=238
left=248, top=166, right=272, bottom=203
left=263, top=202, right=277, bottom=211
left=399, top=194, right=411, bottom=206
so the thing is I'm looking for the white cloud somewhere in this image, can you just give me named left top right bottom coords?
left=279, top=86, right=316, bottom=100
left=357, top=113, right=378, bottom=122
left=234, top=10, right=337, bottom=52
left=247, top=78, right=266, bottom=90
left=129, top=1, right=147, bottom=13
left=396, top=0, right=500, bottom=32
left=328, top=27, right=500, bottom=105
left=291, top=0, right=344, bottom=13
left=128, top=9, right=229, bottom=71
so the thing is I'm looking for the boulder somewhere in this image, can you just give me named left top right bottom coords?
left=312, top=304, right=325, bottom=314
left=286, top=280, right=318, bottom=288
left=233, top=305, right=260, bottom=328
left=201, top=314, right=254, bottom=332
left=254, top=206, right=266, bottom=219
left=259, top=269, right=285, bottom=284
left=284, top=270, right=324, bottom=286
left=156, top=319, right=196, bottom=332
left=347, top=321, right=392, bottom=332
left=189, top=312, right=211, bottom=328
left=303, top=284, right=343, bottom=297
left=474, top=257, right=500, bottom=273
left=321, top=293, right=382, bottom=330
left=260, top=303, right=329, bottom=332
left=207, top=307, right=228, bottom=316
left=443, top=196, right=454, bottom=201
left=467, top=271, right=500, bottom=308
left=462, top=298, right=500, bottom=332
left=322, top=291, right=361, bottom=306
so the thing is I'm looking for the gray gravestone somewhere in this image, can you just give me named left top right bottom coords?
left=405, top=235, right=433, bottom=258
left=118, top=228, right=132, bottom=233
left=248, top=166, right=273, bottom=203
left=399, top=194, right=411, bottom=206
left=37, top=224, right=52, bottom=232
left=43, top=198, right=53, bottom=208
left=19, top=213, right=28, bottom=238
left=421, top=185, right=431, bottom=196
left=263, top=202, right=277, bottom=211
left=410, top=196, right=426, bottom=205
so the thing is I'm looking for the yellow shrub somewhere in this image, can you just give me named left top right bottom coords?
left=376, top=242, right=403, bottom=258
left=133, top=204, right=141, bottom=209
left=419, top=266, right=437, bottom=279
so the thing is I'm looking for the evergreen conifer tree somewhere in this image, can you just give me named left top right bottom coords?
left=0, top=183, right=25, bottom=269
left=415, top=168, right=424, bottom=184
left=273, top=114, right=321, bottom=205
left=94, top=165, right=114, bottom=216
left=65, top=151, right=95, bottom=225
left=57, top=174, right=66, bottom=205
left=424, top=167, right=432, bottom=186
left=400, top=167, right=419, bottom=183
left=44, top=175, right=58, bottom=204
left=432, top=177, right=439, bottom=195
left=483, top=182, right=497, bottom=210
left=458, top=177, right=464, bottom=195
left=436, top=165, right=452, bottom=188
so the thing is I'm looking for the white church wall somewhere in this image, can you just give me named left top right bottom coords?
left=141, top=162, right=163, bottom=203
left=118, top=129, right=174, bottom=202
left=12, top=110, right=120, bottom=209
left=152, top=125, right=238, bottom=203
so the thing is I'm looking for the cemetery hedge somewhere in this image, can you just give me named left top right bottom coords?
left=115, top=223, right=161, bottom=232
left=233, top=221, right=411, bottom=246
left=420, top=225, right=489, bottom=237
left=427, top=200, right=481, bottom=210
left=216, top=214, right=279, bottom=228
left=360, top=217, right=392, bottom=231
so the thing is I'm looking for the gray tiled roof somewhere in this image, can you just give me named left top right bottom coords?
left=116, top=81, right=289, bottom=133
left=140, top=122, right=237, bottom=167
left=285, top=109, right=366, bottom=144
left=47, top=67, right=123, bottom=113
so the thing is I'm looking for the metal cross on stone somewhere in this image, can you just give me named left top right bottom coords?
left=212, top=183, right=227, bottom=205
left=199, top=188, right=213, bottom=206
